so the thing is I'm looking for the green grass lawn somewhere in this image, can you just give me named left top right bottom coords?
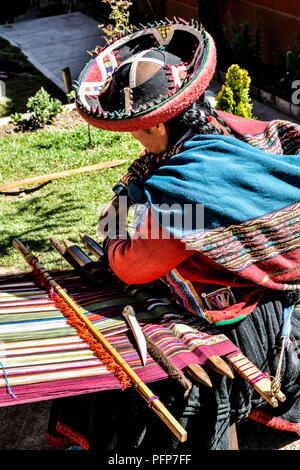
left=0, top=122, right=142, bottom=272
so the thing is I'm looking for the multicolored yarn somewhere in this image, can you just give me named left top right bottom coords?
left=0, top=361, right=16, bottom=399
left=148, top=395, right=159, bottom=408
left=32, top=265, right=132, bottom=390
left=0, top=269, right=239, bottom=407
left=162, top=269, right=210, bottom=322
left=51, top=291, right=132, bottom=390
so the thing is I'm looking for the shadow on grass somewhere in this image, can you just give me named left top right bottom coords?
left=0, top=189, right=88, bottom=260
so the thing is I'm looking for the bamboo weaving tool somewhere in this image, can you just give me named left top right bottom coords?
left=61, top=238, right=212, bottom=389
left=12, top=238, right=187, bottom=443
left=80, top=233, right=234, bottom=380
left=228, top=353, right=286, bottom=407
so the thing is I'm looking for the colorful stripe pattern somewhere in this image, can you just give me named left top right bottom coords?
left=162, top=269, right=211, bottom=321
left=241, top=120, right=300, bottom=155
left=0, top=270, right=239, bottom=407
left=162, top=270, right=239, bottom=321
left=184, top=201, right=300, bottom=278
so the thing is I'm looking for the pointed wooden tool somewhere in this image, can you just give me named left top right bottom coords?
left=204, top=355, right=234, bottom=379
left=122, top=305, right=212, bottom=389
left=171, top=323, right=234, bottom=379
left=80, top=233, right=104, bottom=258
left=144, top=332, right=194, bottom=396
left=63, top=239, right=92, bottom=266
left=184, top=363, right=212, bottom=387
left=50, top=236, right=81, bottom=270
left=122, top=305, right=148, bottom=366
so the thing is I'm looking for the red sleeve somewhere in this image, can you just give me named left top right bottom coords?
left=107, top=209, right=193, bottom=284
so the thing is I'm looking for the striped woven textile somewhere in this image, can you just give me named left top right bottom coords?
left=0, top=269, right=239, bottom=407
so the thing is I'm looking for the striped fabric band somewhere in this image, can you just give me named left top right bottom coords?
left=163, top=269, right=212, bottom=322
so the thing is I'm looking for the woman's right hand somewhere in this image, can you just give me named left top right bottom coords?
left=97, top=195, right=130, bottom=239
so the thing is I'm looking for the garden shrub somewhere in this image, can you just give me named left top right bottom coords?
left=26, top=87, right=63, bottom=125
left=9, top=87, right=63, bottom=130
left=215, top=64, right=253, bottom=119
left=286, top=33, right=300, bottom=81
left=100, top=0, right=132, bottom=40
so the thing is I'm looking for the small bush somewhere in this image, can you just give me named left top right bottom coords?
left=215, top=64, right=253, bottom=119
left=100, top=0, right=132, bottom=41
left=9, top=112, right=22, bottom=123
left=26, top=87, right=63, bottom=125
left=222, top=17, right=261, bottom=74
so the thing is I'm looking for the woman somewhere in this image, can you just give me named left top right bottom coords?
left=47, top=19, right=300, bottom=450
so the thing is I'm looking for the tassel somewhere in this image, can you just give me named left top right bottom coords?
left=31, top=267, right=131, bottom=390
left=51, top=291, right=132, bottom=390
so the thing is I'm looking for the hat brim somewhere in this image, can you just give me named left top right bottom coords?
left=76, top=30, right=216, bottom=132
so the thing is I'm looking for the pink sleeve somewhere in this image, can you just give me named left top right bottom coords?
left=107, top=209, right=193, bottom=284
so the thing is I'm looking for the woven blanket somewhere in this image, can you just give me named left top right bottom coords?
left=0, top=269, right=239, bottom=407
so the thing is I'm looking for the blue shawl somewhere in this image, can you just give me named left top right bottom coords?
left=128, top=131, right=300, bottom=290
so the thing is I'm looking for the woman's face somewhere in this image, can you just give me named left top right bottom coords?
left=131, top=123, right=169, bottom=154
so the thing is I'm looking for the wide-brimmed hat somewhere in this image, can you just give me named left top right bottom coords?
left=75, top=18, right=216, bottom=132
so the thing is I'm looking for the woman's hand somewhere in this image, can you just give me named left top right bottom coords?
left=97, top=195, right=130, bottom=239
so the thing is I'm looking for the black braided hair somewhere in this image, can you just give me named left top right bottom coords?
left=165, top=92, right=235, bottom=147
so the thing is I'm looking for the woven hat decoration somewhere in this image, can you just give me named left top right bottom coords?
left=75, top=18, right=216, bottom=132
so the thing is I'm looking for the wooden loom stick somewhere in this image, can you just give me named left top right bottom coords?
left=205, top=355, right=234, bottom=379
left=0, top=160, right=126, bottom=192
left=121, top=307, right=194, bottom=397
left=143, top=332, right=193, bottom=398
left=79, top=233, right=105, bottom=258
left=171, top=321, right=285, bottom=408
left=62, top=238, right=212, bottom=389
left=228, top=353, right=285, bottom=407
left=12, top=238, right=187, bottom=442
left=79, top=233, right=233, bottom=380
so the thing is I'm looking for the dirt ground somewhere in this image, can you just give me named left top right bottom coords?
left=0, top=106, right=84, bottom=138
